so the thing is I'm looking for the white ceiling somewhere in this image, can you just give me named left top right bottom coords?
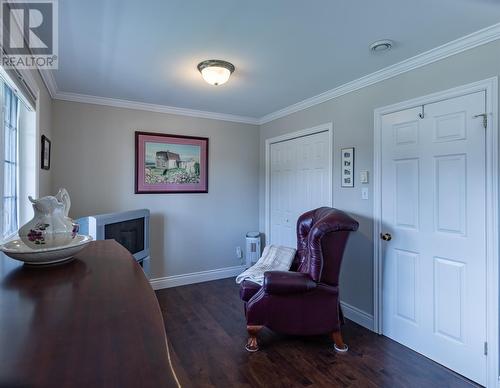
left=54, top=0, right=500, bottom=119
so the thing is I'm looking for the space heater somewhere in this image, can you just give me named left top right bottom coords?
left=245, top=232, right=261, bottom=267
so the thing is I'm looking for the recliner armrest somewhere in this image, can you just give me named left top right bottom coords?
left=263, top=271, right=317, bottom=295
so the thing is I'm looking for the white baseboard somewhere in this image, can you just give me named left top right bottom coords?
left=340, top=301, right=374, bottom=331
left=151, top=269, right=375, bottom=332
left=150, top=265, right=246, bottom=290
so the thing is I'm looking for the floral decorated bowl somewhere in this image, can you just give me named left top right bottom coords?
left=0, top=235, right=93, bottom=265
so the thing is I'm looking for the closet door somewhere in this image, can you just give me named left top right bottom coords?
left=269, top=130, right=331, bottom=247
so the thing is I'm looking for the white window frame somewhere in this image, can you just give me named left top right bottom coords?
left=0, top=66, right=39, bottom=242
left=0, top=84, right=20, bottom=241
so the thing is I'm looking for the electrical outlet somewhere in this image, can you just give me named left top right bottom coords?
left=236, top=246, right=242, bottom=259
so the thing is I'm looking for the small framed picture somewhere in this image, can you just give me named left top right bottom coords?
left=341, top=147, right=354, bottom=187
left=41, top=135, right=51, bottom=170
left=135, top=131, right=209, bottom=194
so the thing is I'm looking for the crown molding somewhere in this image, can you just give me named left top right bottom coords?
left=39, top=68, right=259, bottom=124
left=38, top=22, right=500, bottom=126
left=38, top=68, right=57, bottom=98
left=54, top=91, right=260, bottom=125
left=258, top=22, right=500, bottom=124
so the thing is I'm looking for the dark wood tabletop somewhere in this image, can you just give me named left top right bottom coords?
left=0, top=240, right=179, bottom=388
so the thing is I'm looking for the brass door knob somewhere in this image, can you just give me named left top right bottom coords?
left=380, top=233, right=392, bottom=241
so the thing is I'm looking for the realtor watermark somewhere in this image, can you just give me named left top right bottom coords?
left=0, top=0, right=58, bottom=69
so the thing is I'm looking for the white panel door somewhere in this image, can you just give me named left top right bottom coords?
left=270, top=131, right=330, bottom=247
left=381, top=92, right=486, bottom=385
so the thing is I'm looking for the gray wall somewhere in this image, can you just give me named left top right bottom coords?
left=51, top=100, right=260, bottom=278
left=21, top=69, right=53, bottom=197
left=49, top=39, right=500, bottom=314
left=260, top=39, right=500, bottom=315
left=36, top=77, right=53, bottom=197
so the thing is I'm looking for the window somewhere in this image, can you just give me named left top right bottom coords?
left=0, top=84, right=19, bottom=240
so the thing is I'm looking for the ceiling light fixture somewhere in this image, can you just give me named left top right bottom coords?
left=370, top=40, right=393, bottom=52
left=197, top=59, right=235, bottom=86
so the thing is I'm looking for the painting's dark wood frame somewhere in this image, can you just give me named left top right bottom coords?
left=41, top=135, right=51, bottom=170
left=135, top=131, right=209, bottom=194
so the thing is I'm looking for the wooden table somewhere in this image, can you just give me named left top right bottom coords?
left=0, top=240, right=179, bottom=388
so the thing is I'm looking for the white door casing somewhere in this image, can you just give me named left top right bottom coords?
left=265, top=123, right=333, bottom=247
left=374, top=78, right=498, bottom=387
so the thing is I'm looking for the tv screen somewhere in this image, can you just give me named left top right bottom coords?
left=104, top=217, right=145, bottom=255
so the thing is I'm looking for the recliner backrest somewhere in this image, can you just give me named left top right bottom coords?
left=295, top=207, right=359, bottom=285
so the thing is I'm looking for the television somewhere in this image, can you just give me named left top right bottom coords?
left=77, top=209, right=150, bottom=278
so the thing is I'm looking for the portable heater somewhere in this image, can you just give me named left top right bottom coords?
left=245, top=232, right=261, bottom=267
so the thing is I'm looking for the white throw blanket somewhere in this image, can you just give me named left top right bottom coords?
left=236, top=245, right=297, bottom=285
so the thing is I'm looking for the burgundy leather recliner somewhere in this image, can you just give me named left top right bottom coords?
left=239, top=207, right=359, bottom=352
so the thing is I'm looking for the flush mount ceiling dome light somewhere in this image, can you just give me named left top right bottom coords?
left=370, top=39, right=393, bottom=52
left=197, top=59, right=235, bottom=86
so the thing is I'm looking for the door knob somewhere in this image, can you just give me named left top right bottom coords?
left=380, top=233, right=392, bottom=241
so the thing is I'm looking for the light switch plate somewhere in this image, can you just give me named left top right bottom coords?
left=361, top=187, right=369, bottom=200
left=360, top=170, right=369, bottom=184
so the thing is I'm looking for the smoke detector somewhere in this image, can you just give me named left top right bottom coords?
left=370, top=40, right=393, bottom=52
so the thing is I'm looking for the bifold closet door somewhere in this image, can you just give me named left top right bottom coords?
left=269, top=131, right=330, bottom=247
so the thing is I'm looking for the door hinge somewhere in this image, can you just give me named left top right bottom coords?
left=474, top=113, right=488, bottom=129
left=484, top=341, right=488, bottom=356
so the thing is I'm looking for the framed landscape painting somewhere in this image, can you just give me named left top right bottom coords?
left=135, top=131, right=208, bottom=194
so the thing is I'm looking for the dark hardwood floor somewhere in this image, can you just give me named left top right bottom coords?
left=156, top=278, right=479, bottom=388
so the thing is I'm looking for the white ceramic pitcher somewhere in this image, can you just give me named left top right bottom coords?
left=18, top=188, right=79, bottom=249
